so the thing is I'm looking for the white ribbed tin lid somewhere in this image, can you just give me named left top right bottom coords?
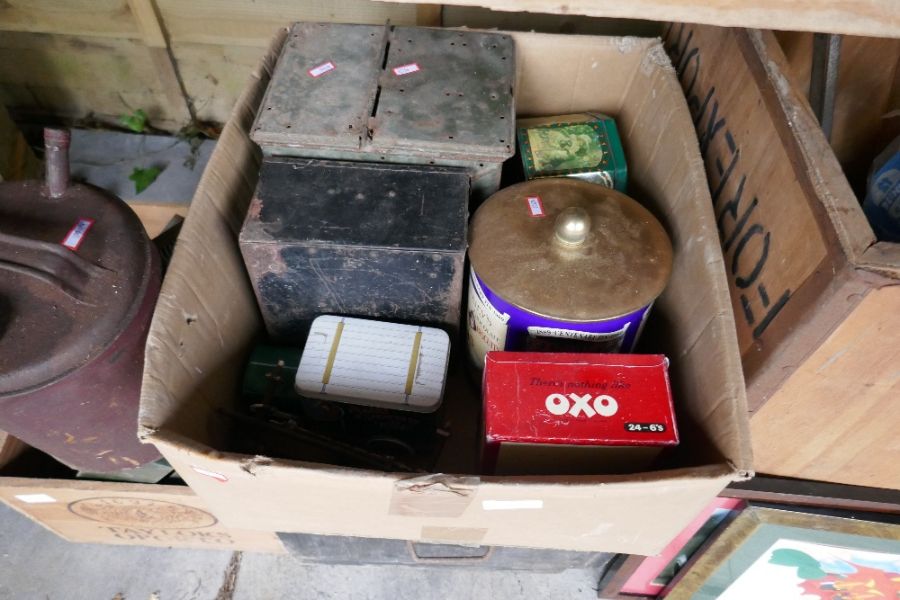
left=295, top=315, right=450, bottom=413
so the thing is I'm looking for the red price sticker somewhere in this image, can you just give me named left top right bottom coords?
left=392, top=62, right=420, bottom=76
left=308, top=61, right=336, bottom=78
left=526, top=196, right=545, bottom=217
left=61, top=218, right=94, bottom=251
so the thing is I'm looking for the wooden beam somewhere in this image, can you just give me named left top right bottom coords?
left=127, top=0, right=193, bottom=123
left=155, top=0, right=420, bottom=47
left=416, top=4, right=444, bottom=26
left=0, top=32, right=187, bottom=130
left=0, top=0, right=141, bottom=39
left=127, top=0, right=168, bottom=48
left=382, top=0, right=900, bottom=38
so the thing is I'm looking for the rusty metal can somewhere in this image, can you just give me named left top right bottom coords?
left=0, top=129, right=162, bottom=472
left=467, top=178, right=673, bottom=368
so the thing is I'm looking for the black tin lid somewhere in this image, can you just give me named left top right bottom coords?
left=240, top=157, right=469, bottom=252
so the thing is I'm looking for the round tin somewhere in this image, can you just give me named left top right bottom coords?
left=467, top=178, right=673, bottom=367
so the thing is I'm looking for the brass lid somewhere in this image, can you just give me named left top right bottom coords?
left=469, top=178, right=673, bottom=322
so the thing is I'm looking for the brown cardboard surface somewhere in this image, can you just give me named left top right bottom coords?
left=0, top=477, right=284, bottom=552
left=665, top=25, right=900, bottom=489
left=0, top=435, right=281, bottom=552
left=139, top=29, right=750, bottom=555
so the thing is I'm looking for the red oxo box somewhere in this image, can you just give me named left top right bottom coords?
left=482, top=352, right=678, bottom=475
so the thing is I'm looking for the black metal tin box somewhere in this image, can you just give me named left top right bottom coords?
left=240, top=157, right=469, bottom=342
left=250, top=22, right=516, bottom=200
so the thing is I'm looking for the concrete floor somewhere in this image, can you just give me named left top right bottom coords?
left=0, top=503, right=609, bottom=599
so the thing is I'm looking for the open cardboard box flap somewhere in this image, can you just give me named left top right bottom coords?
left=139, top=29, right=752, bottom=554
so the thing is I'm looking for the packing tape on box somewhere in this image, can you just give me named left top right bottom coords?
left=389, top=474, right=479, bottom=518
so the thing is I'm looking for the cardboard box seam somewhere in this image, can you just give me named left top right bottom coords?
left=138, top=29, right=287, bottom=434
left=638, top=35, right=753, bottom=474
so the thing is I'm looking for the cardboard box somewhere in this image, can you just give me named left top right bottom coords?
left=664, top=25, right=900, bottom=489
left=0, top=446, right=284, bottom=552
left=138, top=29, right=751, bottom=555
left=481, top=352, right=678, bottom=475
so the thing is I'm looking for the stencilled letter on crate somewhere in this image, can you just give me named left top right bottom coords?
left=663, top=24, right=830, bottom=354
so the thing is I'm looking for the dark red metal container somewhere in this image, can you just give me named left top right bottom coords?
left=0, top=129, right=161, bottom=472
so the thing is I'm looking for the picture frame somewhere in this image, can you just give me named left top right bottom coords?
left=722, top=476, right=900, bottom=515
left=663, top=506, right=900, bottom=599
left=597, top=497, right=745, bottom=598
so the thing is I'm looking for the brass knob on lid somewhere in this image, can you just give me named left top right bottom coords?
left=554, top=206, right=590, bottom=247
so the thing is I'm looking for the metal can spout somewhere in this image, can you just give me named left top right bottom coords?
left=44, top=128, right=71, bottom=198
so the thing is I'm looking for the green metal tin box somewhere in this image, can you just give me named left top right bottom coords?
left=250, top=22, right=516, bottom=200
left=517, top=113, right=627, bottom=191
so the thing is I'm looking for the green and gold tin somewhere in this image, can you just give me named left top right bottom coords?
left=517, top=113, right=627, bottom=192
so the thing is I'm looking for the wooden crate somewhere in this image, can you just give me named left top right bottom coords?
left=775, top=32, right=900, bottom=192
left=664, top=24, right=900, bottom=489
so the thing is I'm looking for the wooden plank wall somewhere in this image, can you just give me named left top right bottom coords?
left=0, top=104, right=41, bottom=181
left=0, top=0, right=432, bottom=130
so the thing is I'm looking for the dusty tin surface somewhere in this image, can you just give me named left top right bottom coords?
left=373, top=27, right=515, bottom=161
left=240, top=157, right=469, bottom=341
left=250, top=23, right=515, bottom=198
left=469, top=178, right=673, bottom=322
left=251, top=22, right=384, bottom=151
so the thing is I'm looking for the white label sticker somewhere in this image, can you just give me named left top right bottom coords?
left=61, top=218, right=94, bottom=251
left=466, top=269, right=509, bottom=366
left=308, top=61, right=336, bottom=78
left=392, top=62, right=420, bottom=76
left=526, top=325, right=629, bottom=344
left=482, top=499, right=544, bottom=511
left=525, top=323, right=630, bottom=353
left=526, top=196, right=545, bottom=217
left=15, top=493, right=56, bottom=504
left=190, top=465, right=228, bottom=483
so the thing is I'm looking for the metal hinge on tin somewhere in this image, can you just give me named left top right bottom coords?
left=295, top=316, right=450, bottom=413
left=250, top=22, right=516, bottom=199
